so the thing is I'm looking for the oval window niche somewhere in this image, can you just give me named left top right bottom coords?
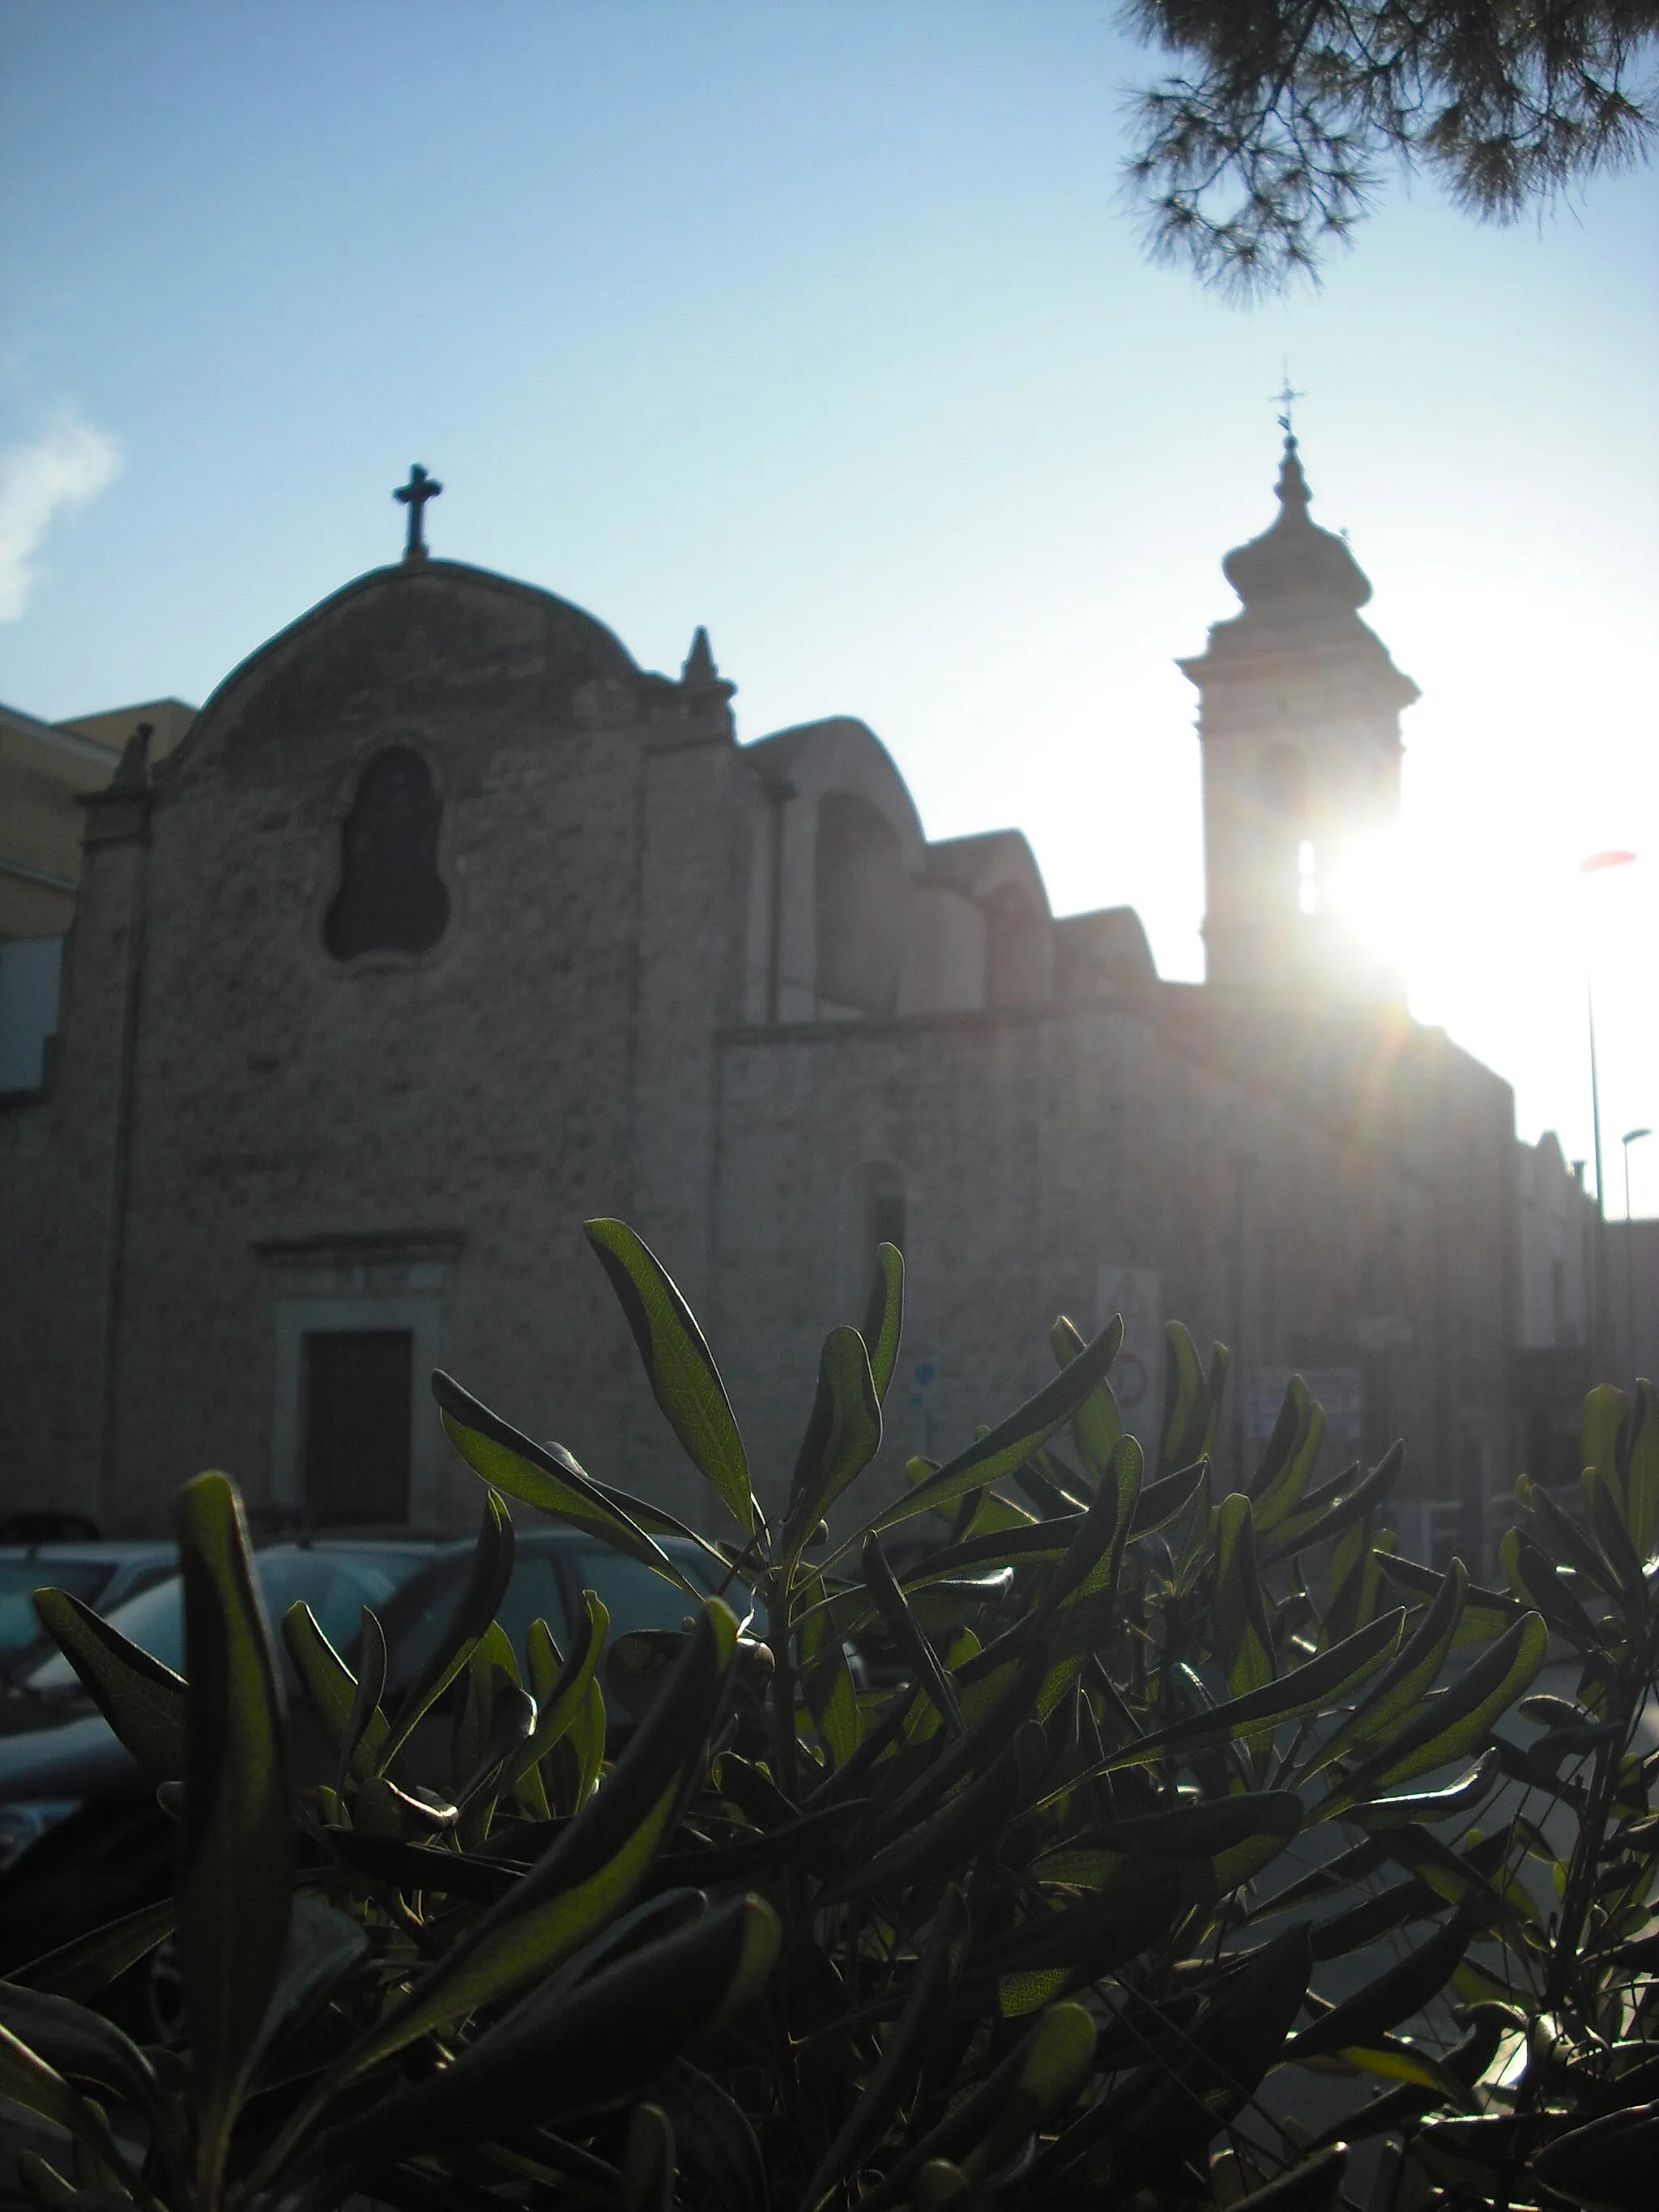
left=324, top=745, right=451, bottom=962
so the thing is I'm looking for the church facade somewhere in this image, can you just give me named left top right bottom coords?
left=0, top=442, right=1520, bottom=1549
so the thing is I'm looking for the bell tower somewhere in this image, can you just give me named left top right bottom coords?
left=1179, top=434, right=1418, bottom=1000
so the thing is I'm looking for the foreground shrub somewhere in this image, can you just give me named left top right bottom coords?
left=3, top=1221, right=1657, bottom=2210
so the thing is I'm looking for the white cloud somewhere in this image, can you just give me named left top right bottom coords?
left=0, top=413, right=122, bottom=621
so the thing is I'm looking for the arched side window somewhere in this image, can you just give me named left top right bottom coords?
left=815, top=792, right=906, bottom=1016
left=325, top=746, right=450, bottom=962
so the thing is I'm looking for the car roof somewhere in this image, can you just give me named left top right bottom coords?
left=0, top=1541, right=176, bottom=1563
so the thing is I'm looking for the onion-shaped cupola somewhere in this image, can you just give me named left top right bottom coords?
left=1221, top=435, right=1375, bottom=619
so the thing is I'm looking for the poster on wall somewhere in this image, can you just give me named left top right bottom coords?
left=1095, top=1265, right=1162, bottom=1453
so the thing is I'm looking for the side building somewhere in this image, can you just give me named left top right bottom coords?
left=1, top=441, right=1520, bottom=1550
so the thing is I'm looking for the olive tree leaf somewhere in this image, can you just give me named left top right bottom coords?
left=858, top=1316, right=1124, bottom=1545
left=1159, top=1319, right=1209, bottom=1476
left=799, top=1890, right=968, bottom=2212
left=176, top=1469, right=294, bottom=2204
left=1301, top=1559, right=1468, bottom=1780
left=1320, top=1610, right=1549, bottom=1818
left=318, top=1894, right=781, bottom=2167
left=1289, top=1915, right=1472, bottom=2059
left=783, top=1325, right=882, bottom=1559
left=9, top=1900, right=177, bottom=2005
left=1214, top=1492, right=1276, bottom=1705
left=859, top=1241, right=906, bottom=1404
left=329, top=1598, right=740, bottom=2081
left=1098, top=1609, right=1402, bottom=1771
left=1621, top=1377, right=1659, bottom=1558
left=584, top=1217, right=754, bottom=1536
left=379, top=1487, right=517, bottom=1764
left=0, top=2022, right=144, bottom=2197
left=1051, top=1312, right=1123, bottom=1481
left=31, top=1588, right=186, bottom=1780
left=433, top=1370, right=697, bottom=1590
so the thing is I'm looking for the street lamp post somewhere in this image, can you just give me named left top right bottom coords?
left=1623, top=1126, right=1651, bottom=1380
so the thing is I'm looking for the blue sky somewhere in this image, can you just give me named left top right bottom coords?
left=2, top=1, right=1656, bottom=1210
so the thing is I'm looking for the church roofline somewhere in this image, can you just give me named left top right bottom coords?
left=152, top=556, right=642, bottom=785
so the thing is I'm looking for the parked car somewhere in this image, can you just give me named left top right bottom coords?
left=0, top=1541, right=178, bottom=1681
left=0, top=1526, right=727, bottom=1980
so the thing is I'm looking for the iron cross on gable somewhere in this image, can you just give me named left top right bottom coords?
left=394, top=464, right=442, bottom=561
left=1270, top=373, right=1306, bottom=438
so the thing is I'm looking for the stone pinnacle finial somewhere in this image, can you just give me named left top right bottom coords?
left=681, top=625, right=718, bottom=685
left=394, top=464, right=443, bottom=562
left=1274, top=433, right=1312, bottom=519
left=111, top=722, right=154, bottom=790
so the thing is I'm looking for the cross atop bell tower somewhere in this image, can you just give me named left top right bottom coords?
left=394, top=464, right=442, bottom=563
left=1177, top=433, right=1418, bottom=1003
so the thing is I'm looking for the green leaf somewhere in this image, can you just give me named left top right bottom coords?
left=1263, top=1440, right=1405, bottom=1564
left=1214, top=1492, right=1276, bottom=1707
left=0, top=2023, right=142, bottom=2196
left=247, top=1899, right=369, bottom=2080
left=817, top=1730, right=1031, bottom=1908
left=1201, top=1341, right=1230, bottom=1460
left=327, top=1598, right=740, bottom=2082
left=1229, top=2149, right=1348, bottom=2212
left=799, top=1890, right=967, bottom=2212
left=1051, top=1311, right=1123, bottom=1481
left=336, top=1605, right=387, bottom=1795
left=585, top=1217, right=754, bottom=1535
left=10, top=1900, right=177, bottom=2004
left=1098, top=1609, right=1401, bottom=1771
left=434, top=1370, right=695, bottom=1588
left=321, top=1894, right=781, bottom=2165
left=1581, top=1381, right=1628, bottom=1502
left=1346, top=1750, right=1499, bottom=1831
left=1322, top=1609, right=1549, bottom=1815
left=1585, top=1459, right=1646, bottom=1598
left=31, top=1588, right=186, bottom=1779
left=1517, top=1474, right=1621, bottom=1596
left=1532, top=2101, right=1659, bottom=2211
left=860, top=1315, right=1124, bottom=1544
left=1623, top=1378, right=1659, bottom=1558
left=282, top=1600, right=391, bottom=1784
left=1033, top=1435, right=1141, bottom=1709
left=1038, top=1791, right=1302, bottom=1906
left=451, top=1618, right=522, bottom=1801
left=783, top=1325, right=882, bottom=1558
left=1499, top=1528, right=1606, bottom=1648
left=962, top=1999, right=1097, bottom=2179
left=798, top=1570, right=861, bottom=1768
left=1302, top=1559, right=1467, bottom=1779
left=1289, top=1914, right=1470, bottom=2058
left=379, top=1487, right=517, bottom=1765
left=622, top=2102, right=675, bottom=2212
left=1159, top=1319, right=1209, bottom=1475
left=859, top=1241, right=905, bottom=1404
left=1254, top=1387, right=1325, bottom=1537
left=1129, top=1455, right=1209, bottom=1539
left=176, top=1469, right=294, bottom=2203
left=864, top=1532, right=962, bottom=1736
left=514, top=1592, right=608, bottom=1799
left=0, top=1984, right=161, bottom=2123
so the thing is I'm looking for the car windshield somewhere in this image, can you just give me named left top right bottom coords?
left=1, top=1559, right=116, bottom=1657
left=23, top=1548, right=429, bottom=1692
